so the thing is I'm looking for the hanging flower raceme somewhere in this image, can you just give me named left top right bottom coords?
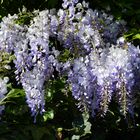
left=19, top=10, right=55, bottom=118
left=0, top=14, right=25, bottom=53
left=68, top=43, right=140, bottom=117
left=0, top=77, right=9, bottom=115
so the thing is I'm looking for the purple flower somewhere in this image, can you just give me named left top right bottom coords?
left=0, top=77, right=9, bottom=114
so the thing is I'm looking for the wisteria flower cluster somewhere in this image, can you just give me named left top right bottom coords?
left=0, top=77, right=9, bottom=114
left=68, top=42, right=140, bottom=117
left=0, top=0, right=140, bottom=120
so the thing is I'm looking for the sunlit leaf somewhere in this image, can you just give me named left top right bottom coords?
left=133, top=34, right=140, bottom=40
left=43, top=109, right=54, bottom=122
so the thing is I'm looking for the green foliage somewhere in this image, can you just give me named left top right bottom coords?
left=58, top=49, right=71, bottom=62
left=0, top=84, right=25, bottom=105
left=0, top=52, right=15, bottom=75
left=15, top=8, right=34, bottom=25
left=0, top=124, right=56, bottom=140
left=43, top=109, right=54, bottom=122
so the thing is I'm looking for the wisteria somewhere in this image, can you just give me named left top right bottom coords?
left=0, top=14, right=22, bottom=53
left=0, top=77, right=9, bottom=114
left=0, top=0, right=140, bottom=120
left=68, top=43, right=140, bottom=117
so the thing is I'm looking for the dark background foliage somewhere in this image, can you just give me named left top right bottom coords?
left=0, top=0, right=140, bottom=139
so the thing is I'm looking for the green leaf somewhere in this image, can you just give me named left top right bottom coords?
left=71, top=135, right=80, bottom=140
left=8, top=88, right=25, bottom=98
left=82, top=112, right=91, bottom=136
left=43, top=109, right=54, bottom=122
left=1, top=0, right=3, bottom=4
left=133, top=34, right=140, bottom=40
left=0, top=87, right=25, bottom=105
left=58, top=49, right=70, bottom=62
